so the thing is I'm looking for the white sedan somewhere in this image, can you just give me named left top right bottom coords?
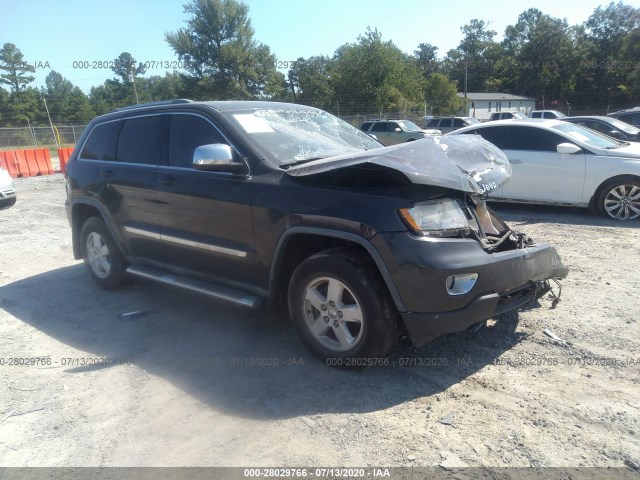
left=0, top=167, right=16, bottom=208
left=449, top=119, right=640, bottom=220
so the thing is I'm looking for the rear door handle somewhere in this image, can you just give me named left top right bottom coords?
left=99, top=169, right=114, bottom=177
left=159, top=176, right=178, bottom=185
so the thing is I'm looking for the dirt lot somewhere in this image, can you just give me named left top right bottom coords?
left=0, top=175, right=639, bottom=471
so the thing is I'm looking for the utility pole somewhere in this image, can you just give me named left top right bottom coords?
left=129, top=71, right=139, bottom=104
left=464, top=57, right=468, bottom=99
left=42, top=96, right=59, bottom=148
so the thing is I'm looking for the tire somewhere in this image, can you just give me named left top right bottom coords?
left=80, top=217, right=128, bottom=289
left=288, top=248, right=401, bottom=367
left=598, top=179, right=640, bottom=220
left=0, top=197, right=16, bottom=208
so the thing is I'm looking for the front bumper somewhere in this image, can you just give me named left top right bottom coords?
left=0, top=187, right=16, bottom=200
left=372, top=232, right=568, bottom=347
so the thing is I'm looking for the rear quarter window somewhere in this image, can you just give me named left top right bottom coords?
left=80, top=121, right=122, bottom=161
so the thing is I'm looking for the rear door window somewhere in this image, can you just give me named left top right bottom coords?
left=117, top=115, right=164, bottom=165
left=472, top=126, right=509, bottom=149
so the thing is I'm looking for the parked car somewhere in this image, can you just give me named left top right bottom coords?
left=529, top=110, right=566, bottom=119
left=489, top=112, right=525, bottom=121
left=449, top=119, right=640, bottom=220
left=608, top=107, right=640, bottom=128
left=65, top=100, right=567, bottom=365
left=564, top=116, right=640, bottom=142
left=425, top=116, right=480, bottom=134
left=359, top=119, right=440, bottom=146
left=0, top=167, right=16, bottom=208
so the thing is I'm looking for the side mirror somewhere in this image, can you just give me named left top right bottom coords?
left=394, top=127, right=402, bottom=132
left=609, top=130, right=622, bottom=139
left=193, top=144, right=246, bottom=173
left=557, top=143, right=582, bottom=154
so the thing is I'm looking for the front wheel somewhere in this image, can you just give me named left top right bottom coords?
left=598, top=179, right=640, bottom=220
left=80, top=217, right=128, bottom=289
left=288, top=248, right=401, bottom=367
left=0, top=197, right=16, bottom=209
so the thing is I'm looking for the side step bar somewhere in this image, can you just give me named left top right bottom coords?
left=126, top=265, right=263, bottom=309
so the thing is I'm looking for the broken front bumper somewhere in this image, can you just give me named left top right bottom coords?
left=372, top=232, right=568, bottom=347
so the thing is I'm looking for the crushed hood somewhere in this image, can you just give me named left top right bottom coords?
left=285, top=136, right=511, bottom=194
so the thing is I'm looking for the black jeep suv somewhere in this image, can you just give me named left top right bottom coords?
left=65, top=100, right=567, bottom=365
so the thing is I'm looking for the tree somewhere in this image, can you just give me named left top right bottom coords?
left=413, top=43, right=440, bottom=78
left=165, top=0, right=284, bottom=99
left=424, top=73, right=466, bottom=115
left=499, top=9, right=578, bottom=101
left=0, top=43, right=35, bottom=95
left=42, top=71, right=94, bottom=124
left=112, top=52, right=146, bottom=83
left=287, top=56, right=335, bottom=108
left=89, top=80, right=130, bottom=115
left=577, top=2, right=640, bottom=105
left=443, top=20, right=501, bottom=94
left=331, top=28, right=424, bottom=115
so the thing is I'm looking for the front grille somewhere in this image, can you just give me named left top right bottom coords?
left=0, top=188, right=16, bottom=199
left=494, top=284, right=538, bottom=316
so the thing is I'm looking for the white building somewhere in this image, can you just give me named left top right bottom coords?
left=458, top=93, right=536, bottom=120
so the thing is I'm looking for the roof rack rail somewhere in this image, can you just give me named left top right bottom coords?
left=111, top=99, right=193, bottom=113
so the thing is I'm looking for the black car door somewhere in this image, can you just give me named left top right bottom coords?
left=155, top=112, right=255, bottom=284
left=78, top=116, right=164, bottom=259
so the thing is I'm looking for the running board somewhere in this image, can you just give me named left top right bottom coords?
left=126, top=265, right=262, bottom=309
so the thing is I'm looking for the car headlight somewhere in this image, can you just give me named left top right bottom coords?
left=399, top=199, right=469, bottom=236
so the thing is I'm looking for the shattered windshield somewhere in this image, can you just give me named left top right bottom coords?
left=285, top=135, right=512, bottom=195
left=226, top=108, right=381, bottom=166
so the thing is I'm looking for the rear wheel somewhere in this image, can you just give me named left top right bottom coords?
left=598, top=179, right=640, bottom=220
left=80, top=217, right=128, bottom=289
left=288, top=248, right=401, bottom=367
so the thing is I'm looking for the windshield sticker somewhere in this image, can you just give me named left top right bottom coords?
left=233, top=114, right=275, bottom=133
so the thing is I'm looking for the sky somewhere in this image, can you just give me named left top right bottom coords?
left=3, top=0, right=638, bottom=93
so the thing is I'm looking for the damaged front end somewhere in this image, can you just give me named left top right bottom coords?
left=286, top=135, right=568, bottom=346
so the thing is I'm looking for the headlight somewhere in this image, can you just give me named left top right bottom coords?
left=399, top=199, right=469, bottom=236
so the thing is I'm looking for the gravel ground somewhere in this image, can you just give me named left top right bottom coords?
left=0, top=175, right=639, bottom=473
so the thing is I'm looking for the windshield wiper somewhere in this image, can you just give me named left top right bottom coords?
left=279, top=157, right=324, bottom=170
left=604, top=142, right=629, bottom=149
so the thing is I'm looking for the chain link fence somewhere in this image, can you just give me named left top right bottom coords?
left=0, top=125, right=87, bottom=149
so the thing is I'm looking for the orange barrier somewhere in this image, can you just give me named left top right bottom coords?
left=0, top=148, right=58, bottom=178
left=24, top=150, right=40, bottom=176
left=57, top=147, right=74, bottom=174
left=35, top=148, right=53, bottom=175
left=0, top=150, right=28, bottom=178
